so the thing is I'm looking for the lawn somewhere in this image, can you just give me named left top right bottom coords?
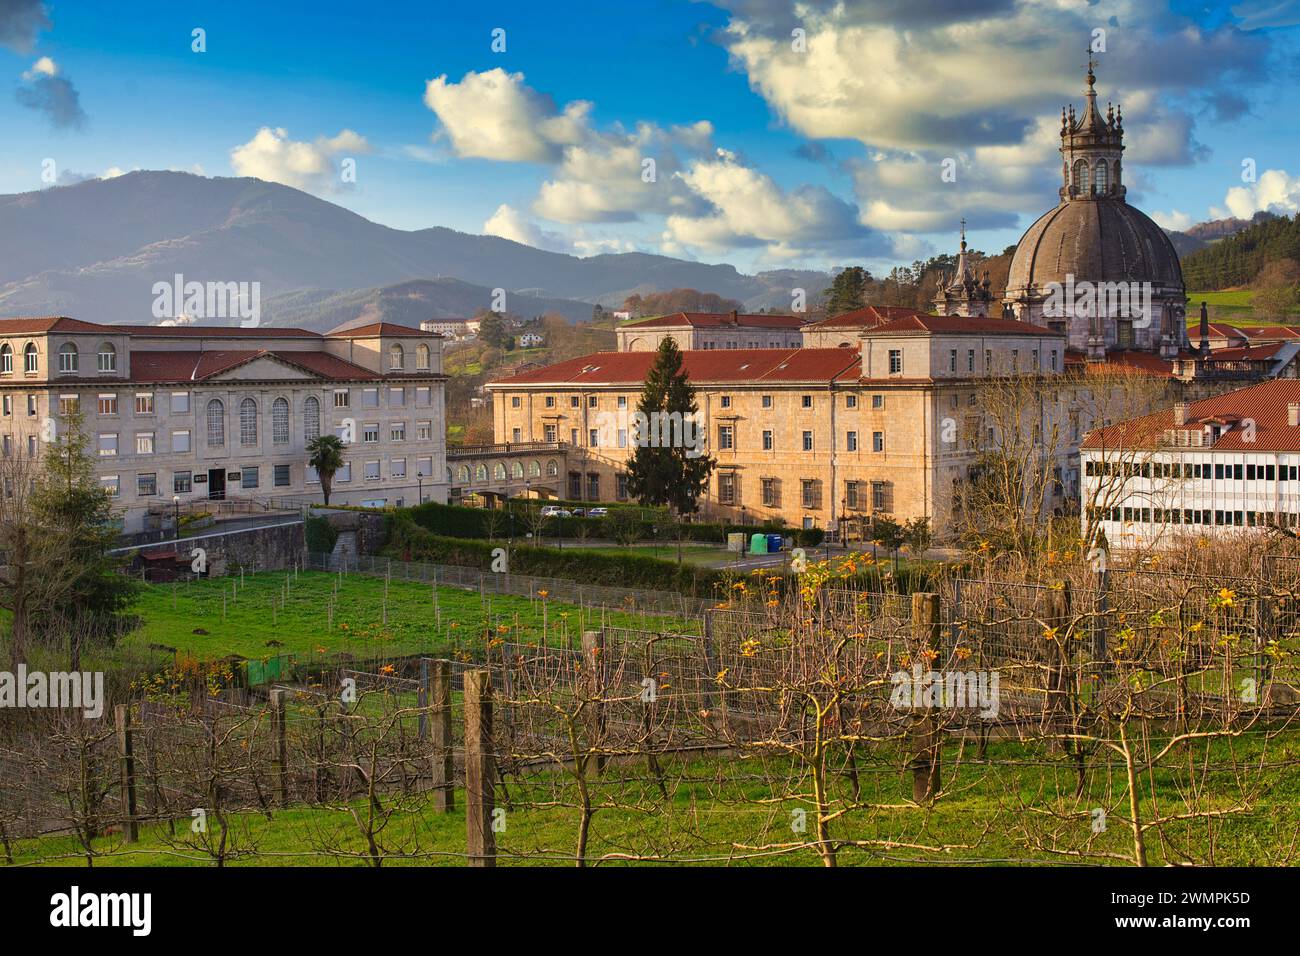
left=121, top=569, right=696, bottom=663
left=1185, top=290, right=1300, bottom=326
left=565, top=543, right=731, bottom=566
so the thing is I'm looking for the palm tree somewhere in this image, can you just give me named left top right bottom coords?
left=307, top=434, right=346, bottom=506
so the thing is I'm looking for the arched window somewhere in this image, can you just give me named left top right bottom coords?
left=97, top=343, right=116, bottom=373
left=1072, top=159, right=1090, bottom=194
left=416, top=344, right=430, bottom=370
left=457, top=465, right=470, bottom=483
left=493, top=463, right=506, bottom=480
left=529, top=460, right=541, bottom=477
left=511, top=461, right=524, bottom=479
left=546, top=459, right=559, bottom=477
left=272, top=397, right=290, bottom=444
left=475, top=463, right=488, bottom=481
left=303, top=396, right=320, bottom=441
left=207, top=399, right=225, bottom=447
left=1094, top=159, right=1109, bottom=194
left=58, top=343, right=78, bottom=373
left=389, top=344, right=404, bottom=370
left=0, top=344, right=11, bottom=374
left=24, top=343, right=39, bottom=373
left=240, top=398, right=258, bottom=445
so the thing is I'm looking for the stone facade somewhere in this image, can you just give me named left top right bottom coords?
left=616, top=312, right=805, bottom=353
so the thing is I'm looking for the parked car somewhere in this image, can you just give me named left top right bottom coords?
left=587, top=507, right=609, bottom=518
left=539, top=505, right=571, bottom=518
left=571, top=507, right=587, bottom=517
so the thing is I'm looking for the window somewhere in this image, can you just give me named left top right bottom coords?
left=1, top=435, right=11, bottom=457
left=762, top=477, right=778, bottom=507
left=58, top=343, right=78, bottom=373
left=171, top=391, right=189, bottom=413
left=547, top=460, right=559, bottom=477
left=25, top=395, right=35, bottom=416
left=337, top=462, right=351, bottom=483
left=570, top=428, right=579, bottom=444
left=137, top=473, right=157, bottom=497
left=58, top=394, right=78, bottom=416
left=617, top=428, right=627, bottom=448
left=240, top=398, right=257, bottom=445
left=1050, top=349, right=1058, bottom=371
left=720, top=396, right=731, bottom=409
left=588, top=395, right=598, bottom=408
left=846, top=430, right=858, bottom=452
left=871, top=480, right=890, bottom=511
left=416, top=386, right=431, bottom=406
left=718, top=425, right=734, bottom=450
left=846, top=395, right=857, bottom=408
left=802, top=430, right=814, bottom=452
left=948, top=349, right=957, bottom=373
left=242, top=467, right=259, bottom=489
left=173, top=471, right=192, bottom=494
left=24, top=344, right=38, bottom=373
left=0, top=344, right=10, bottom=373
left=391, top=458, right=406, bottom=479
left=390, top=387, right=405, bottom=407
left=985, top=349, right=992, bottom=370
left=172, top=429, right=190, bottom=453
left=616, top=474, right=629, bottom=500
left=363, top=423, right=380, bottom=443
left=511, top=461, right=523, bottom=479
left=418, top=457, right=433, bottom=481
left=272, top=398, right=289, bottom=444
left=334, top=389, right=350, bottom=408
left=390, top=422, right=406, bottom=442
left=135, top=393, right=154, bottom=415
left=1, top=395, right=8, bottom=416
left=570, top=395, right=580, bottom=408
left=511, top=395, right=522, bottom=408
left=846, top=480, right=860, bottom=510
left=762, top=395, right=772, bottom=409
left=872, top=395, right=884, bottom=410
left=274, top=464, right=291, bottom=487
left=888, top=350, right=902, bottom=374
left=362, top=388, right=379, bottom=408
left=544, top=424, right=557, bottom=442
left=873, top=431, right=884, bottom=452
left=389, top=344, right=404, bottom=369
left=135, top=432, right=154, bottom=455
left=207, top=399, right=225, bottom=447
left=967, top=349, right=975, bottom=372
left=545, top=396, right=555, bottom=408
left=762, top=430, right=773, bottom=451
left=365, top=460, right=381, bottom=481
left=529, top=460, right=541, bottom=478
left=417, top=421, right=432, bottom=441
left=97, top=343, right=116, bottom=373
left=617, top=396, right=627, bottom=409
left=304, top=397, right=320, bottom=441
left=97, top=394, right=118, bottom=415
left=416, top=343, right=430, bottom=370
left=589, top=428, right=599, bottom=446
left=101, top=475, right=120, bottom=498
left=718, top=472, right=737, bottom=505
left=801, top=395, right=812, bottom=408
left=801, top=479, right=820, bottom=509
left=587, top=473, right=599, bottom=499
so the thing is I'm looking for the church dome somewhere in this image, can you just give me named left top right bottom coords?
left=1005, top=199, right=1184, bottom=296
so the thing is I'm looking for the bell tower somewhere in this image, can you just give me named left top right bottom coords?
left=1059, top=56, right=1125, bottom=202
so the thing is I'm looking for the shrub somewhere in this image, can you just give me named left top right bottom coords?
left=305, top=515, right=338, bottom=553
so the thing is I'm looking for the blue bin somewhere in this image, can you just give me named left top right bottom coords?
left=766, top=533, right=783, bottom=553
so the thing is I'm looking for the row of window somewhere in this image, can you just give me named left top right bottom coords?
left=1089, top=505, right=1295, bottom=529
left=452, top=459, right=560, bottom=483
left=1086, top=460, right=1300, bottom=483
left=942, top=347, right=1060, bottom=375
left=331, top=385, right=436, bottom=409
left=698, top=339, right=800, bottom=350
left=719, top=427, right=886, bottom=454
left=513, top=393, right=890, bottom=411
left=716, top=474, right=892, bottom=511
left=0, top=341, right=436, bottom=376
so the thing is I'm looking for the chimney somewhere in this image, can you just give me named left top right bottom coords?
left=1199, top=301, right=1210, bottom=358
left=1289, top=403, right=1300, bottom=428
left=728, top=309, right=738, bottom=326
left=1174, top=402, right=1189, bottom=427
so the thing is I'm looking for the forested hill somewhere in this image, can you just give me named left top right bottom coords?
left=1181, top=213, right=1300, bottom=290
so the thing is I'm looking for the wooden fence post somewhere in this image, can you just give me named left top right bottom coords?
left=417, top=658, right=430, bottom=740
left=1044, top=582, right=1072, bottom=749
left=114, top=704, right=139, bottom=843
left=911, top=592, right=941, bottom=803
left=582, top=630, right=606, bottom=775
left=431, top=660, right=455, bottom=812
left=270, top=688, right=288, bottom=807
left=464, top=669, right=496, bottom=866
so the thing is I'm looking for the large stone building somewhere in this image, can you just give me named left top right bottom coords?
left=0, top=317, right=450, bottom=532
left=490, top=316, right=1067, bottom=530
left=615, top=311, right=805, bottom=352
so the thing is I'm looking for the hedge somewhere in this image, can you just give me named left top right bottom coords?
left=304, top=515, right=338, bottom=553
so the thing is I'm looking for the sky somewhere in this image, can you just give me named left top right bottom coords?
left=2, top=0, right=1300, bottom=278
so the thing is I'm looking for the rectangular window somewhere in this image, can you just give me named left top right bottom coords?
left=101, top=475, right=120, bottom=498
left=26, top=435, right=36, bottom=458
left=570, top=428, right=579, bottom=444
left=27, top=395, right=36, bottom=416
left=389, top=387, right=405, bottom=407
left=948, top=349, right=957, bottom=372
left=873, top=431, right=884, bottom=453
left=762, top=395, right=772, bottom=409
left=135, top=393, right=154, bottom=415
left=617, top=429, right=627, bottom=448
left=801, top=479, right=819, bottom=509
left=871, top=481, right=889, bottom=511
left=762, top=430, right=773, bottom=451
left=570, top=395, right=580, bottom=408
left=846, top=430, right=858, bottom=452
left=390, top=458, right=406, bottom=479
left=362, top=388, right=379, bottom=408
left=544, top=424, right=557, bottom=442
left=512, top=427, right=522, bottom=442
left=845, top=395, right=857, bottom=408
left=365, top=460, right=381, bottom=481
left=888, top=350, right=902, bottom=374
left=417, top=457, right=432, bottom=482
left=587, top=473, right=600, bottom=499
left=417, top=421, right=432, bottom=441
left=417, top=386, right=431, bottom=407
left=97, top=394, right=117, bottom=415
left=718, top=472, right=736, bottom=505
left=242, top=467, right=259, bottom=489
left=802, top=430, right=814, bottom=452
left=1050, top=349, right=1058, bottom=371
left=588, top=395, right=598, bottom=408
left=363, top=423, right=379, bottom=443
left=720, top=396, right=731, bottom=409
left=334, top=389, right=350, bottom=408
left=135, top=432, right=154, bottom=455
left=617, top=396, right=627, bottom=409
left=337, top=462, right=351, bottom=483
left=589, top=428, right=599, bottom=447
left=985, top=349, right=992, bottom=370
left=511, top=395, right=522, bottom=408
left=545, top=396, right=555, bottom=408
left=59, top=395, right=79, bottom=416
left=171, top=391, right=190, bottom=413
left=967, top=350, right=975, bottom=372
left=718, top=425, right=734, bottom=450
left=762, top=477, right=778, bottom=507
left=98, top=433, right=118, bottom=457
left=137, top=473, right=157, bottom=497
left=173, top=471, right=192, bottom=494
left=390, top=422, right=406, bottom=442
left=616, top=474, right=629, bottom=500
left=845, top=480, right=859, bottom=510
left=872, top=395, right=884, bottom=410
left=801, top=395, right=812, bottom=408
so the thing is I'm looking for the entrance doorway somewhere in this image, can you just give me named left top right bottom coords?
left=208, top=468, right=226, bottom=501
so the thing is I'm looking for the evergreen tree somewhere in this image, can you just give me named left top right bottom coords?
left=625, top=339, right=715, bottom=517
left=823, top=266, right=872, bottom=316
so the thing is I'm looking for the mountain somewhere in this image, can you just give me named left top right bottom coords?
left=1180, top=212, right=1300, bottom=291
left=1165, top=212, right=1278, bottom=258
left=0, top=170, right=830, bottom=326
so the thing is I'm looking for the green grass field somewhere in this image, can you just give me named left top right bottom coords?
left=121, top=570, right=695, bottom=662
left=1185, top=290, right=1300, bottom=326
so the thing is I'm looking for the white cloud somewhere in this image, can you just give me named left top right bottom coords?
left=229, top=127, right=371, bottom=193
left=21, top=55, right=57, bottom=80
left=1223, top=169, right=1300, bottom=218
left=423, top=69, right=590, bottom=162
left=17, top=55, right=85, bottom=129
left=483, top=204, right=574, bottom=253
left=1150, top=209, right=1195, bottom=231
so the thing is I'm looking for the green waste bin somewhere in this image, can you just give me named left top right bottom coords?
left=749, top=533, right=768, bottom=554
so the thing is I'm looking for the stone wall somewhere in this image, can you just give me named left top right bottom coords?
left=132, top=520, right=305, bottom=577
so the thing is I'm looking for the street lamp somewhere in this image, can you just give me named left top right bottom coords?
left=172, top=494, right=180, bottom=535
left=417, top=471, right=424, bottom=504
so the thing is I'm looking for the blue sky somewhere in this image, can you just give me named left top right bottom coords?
left=2, top=0, right=1300, bottom=277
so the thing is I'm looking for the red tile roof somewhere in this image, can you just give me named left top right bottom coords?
left=803, top=306, right=928, bottom=330
left=116, top=324, right=321, bottom=338
left=0, top=316, right=125, bottom=334
left=326, top=321, right=428, bottom=337
left=128, top=350, right=380, bottom=383
left=867, top=314, right=1062, bottom=336
left=621, top=312, right=805, bottom=330
left=1203, top=342, right=1289, bottom=361
left=1082, top=379, right=1300, bottom=452
left=488, top=348, right=862, bottom=387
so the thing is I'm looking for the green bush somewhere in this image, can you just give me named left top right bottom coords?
left=795, top=527, right=825, bottom=547
left=304, top=515, right=338, bottom=553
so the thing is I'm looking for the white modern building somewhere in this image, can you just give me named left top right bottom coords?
left=420, top=318, right=480, bottom=340
left=0, top=317, right=450, bottom=533
left=1081, top=379, right=1300, bottom=548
